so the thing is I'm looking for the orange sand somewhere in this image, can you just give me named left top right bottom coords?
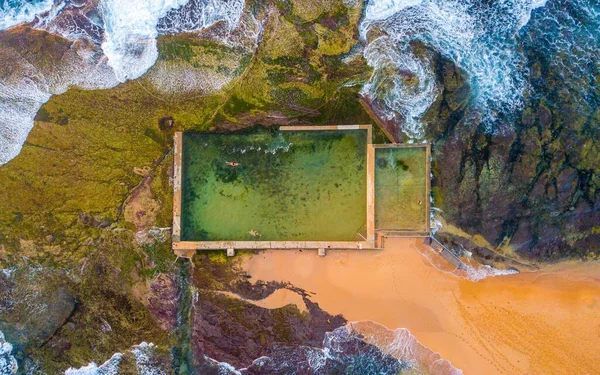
left=240, top=238, right=600, bottom=375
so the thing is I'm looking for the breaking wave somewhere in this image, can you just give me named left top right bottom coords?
left=99, top=0, right=189, bottom=82
left=418, top=235, right=521, bottom=282
left=460, top=264, right=519, bottom=282
left=347, top=321, right=462, bottom=375
left=0, top=331, right=18, bottom=375
left=100, top=0, right=244, bottom=81
left=0, top=0, right=57, bottom=30
left=65, top=353, right=123, bottom=375
left=0, top=0, right=246, bottom=166
left=359, top=0, right=551, bottom=138
left=202, top=323, right=462, bottom=374
left=65, top=342, right=167, bottom=375
left=157, top=0, right=245, bottom=35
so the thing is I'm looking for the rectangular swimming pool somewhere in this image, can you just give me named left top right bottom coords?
left=374, top=146, right=429, bottom=233
left=180, top=128, right=368, bottom=242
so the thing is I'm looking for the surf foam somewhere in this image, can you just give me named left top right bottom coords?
left=64, top=353, right=123, bottom=375
left=359, top=0, right=550, bottom=138
left=100, top=0, right=189, bottom=82
left=0, top=331, right=18, bottom=375
left=203, top=323, right=462, bottom=374
left=348, top=321, right=463, bottom=375
left=64, top=342, right=169, bottom=375
left=0, top=0, right=247, bottom=166
left=0, top=0, right=56, bottom=30
left=157, top=0, right=245, bottom=35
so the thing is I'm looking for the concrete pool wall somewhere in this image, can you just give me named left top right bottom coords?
left=172, top=125, right=430, bottom=258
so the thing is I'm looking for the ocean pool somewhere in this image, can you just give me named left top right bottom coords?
left=180, top=128, right=367, bottom=241
left=375, top=146, right=428, bottom=232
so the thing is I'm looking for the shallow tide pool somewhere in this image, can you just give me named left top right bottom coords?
left=181, top=128, right=367, bottom=241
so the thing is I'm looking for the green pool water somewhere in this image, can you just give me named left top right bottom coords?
left=181, top=129, right=367, bottom=241
left=375, top=147, right=428, bottom=232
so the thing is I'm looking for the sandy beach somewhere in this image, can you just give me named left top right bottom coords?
left=240, top=238, right=600, bottom=375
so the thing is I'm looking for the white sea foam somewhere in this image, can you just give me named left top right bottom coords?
left=147, top=62, right=232, bottom=96
left=460, top=263, right=519, bottom=282
left=0, top=38, right=120, bottom=165
left=0, top=84, right=51, bottom=165
left=64, top=353, right=123, bottom=375
left=157, top=0, right=245, bottom=35
left=363, top=0, right=423, bottom=22
left=100, top=0, right=246, bottom=82
left=0, top=0, right=56, bottom=30
left=100, top=0, right=189, bottom=82
left=359, top=0, right=550, bottom=138
left=348, top=321, right=463, bottom=375
left=64, top=342, right=170, bottom=375
left=131, top=342, right=167, bottom=375
left=204, top=355, right=243, bottom=374
left=362, top=36, right=439, bottom=138
left=0, top=0, right=247, bottom=166
left=0, top=331, right=18, bottom=375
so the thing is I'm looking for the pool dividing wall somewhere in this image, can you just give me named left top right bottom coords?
left=172, top=125, right=429, bottom=257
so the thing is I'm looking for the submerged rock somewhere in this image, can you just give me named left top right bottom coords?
left=0, top=266, right=76, bottom=351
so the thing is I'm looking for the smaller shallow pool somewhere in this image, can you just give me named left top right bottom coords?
left=375, top=147, right=428, bottom=232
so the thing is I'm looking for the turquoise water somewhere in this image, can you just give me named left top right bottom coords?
left=181, top=129, right=367, bottom=241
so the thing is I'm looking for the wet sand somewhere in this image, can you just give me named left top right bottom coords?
left=218, top=289, right=308, bottom=313
left=240, top=238, right=600, bottom=375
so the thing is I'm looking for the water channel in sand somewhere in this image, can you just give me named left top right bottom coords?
left=239, top=238, right=600, bottom=375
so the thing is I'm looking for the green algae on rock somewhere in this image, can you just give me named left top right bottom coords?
left=0, top=1, right=375, bottom=372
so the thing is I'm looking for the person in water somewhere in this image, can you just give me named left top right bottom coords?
left=226, top=161, right=240, bottom=167
left=249, top=230, right=261, bottom=237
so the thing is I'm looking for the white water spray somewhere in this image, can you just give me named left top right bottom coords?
left=359, top=0, right=550, bottom=138
left=0, top=0, right=246, bottom=166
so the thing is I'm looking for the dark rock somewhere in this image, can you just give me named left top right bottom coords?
left=78, top=212, right=112, bottom=228
left=240, top=326, right=402, bottom=375
left=146, top=274, right=179, bottom=332
left=423, top=45, right=599, bottom=261
left=187, top=257, right=347, bottom=370
left=158, top=116, right=174, bottom=131
left=0, top=266, right=77, bottom=351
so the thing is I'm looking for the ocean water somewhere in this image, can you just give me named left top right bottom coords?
left=65, top=353, right=123, bottom=375
left=0, top=0, right=57, bottom=30
left=63, top=342, right=168, bottom=375
left=360, top=0, right=598, bottom=138
left=1, top=0, right=597, bottom=163
left=0, top=331, right=18, bottom=375
left=61, top=326, right=455, bottom=375
left=0, top=0, right=246, bottom=165
left=199, top=323, right=462, bottom=374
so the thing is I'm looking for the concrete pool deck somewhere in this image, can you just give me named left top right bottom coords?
left=172, top=125, right=430, bottom=257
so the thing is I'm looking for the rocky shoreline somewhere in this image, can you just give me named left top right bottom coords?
left=0, top=0, right=597, bottom=372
